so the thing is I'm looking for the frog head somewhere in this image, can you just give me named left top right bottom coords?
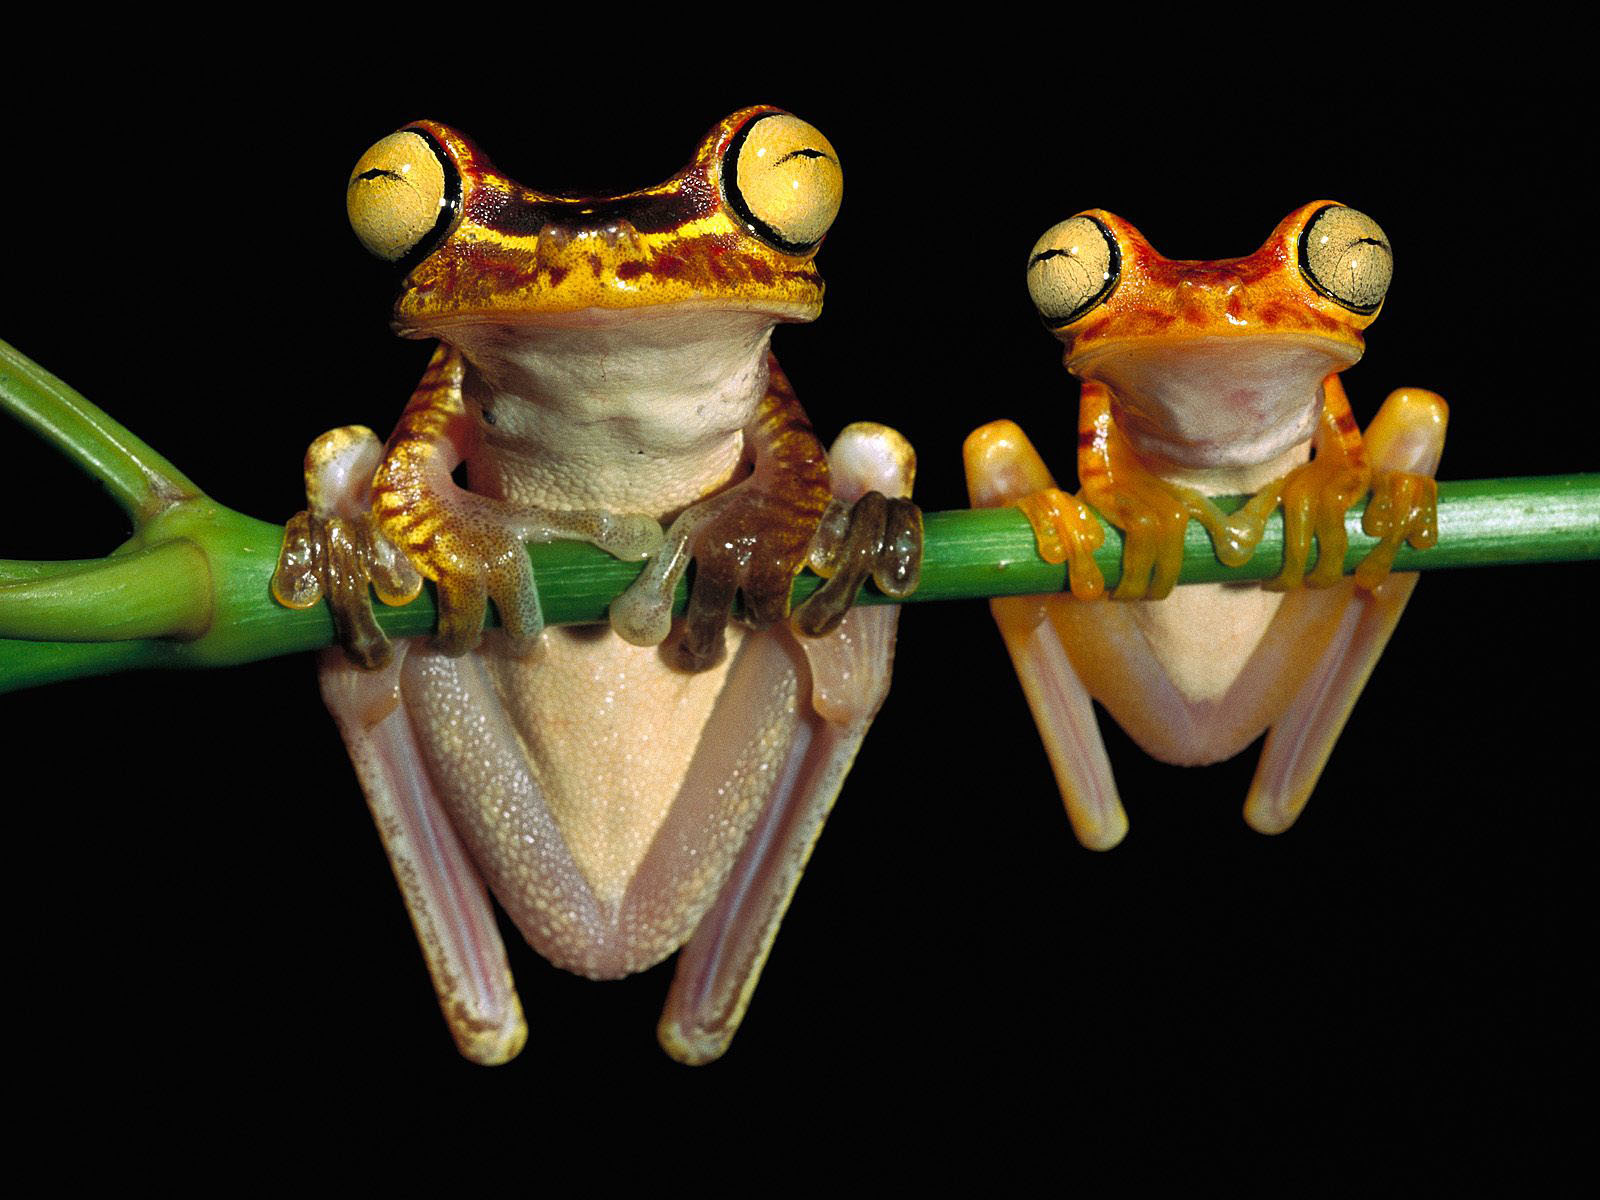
left=1024, top=202, right=1393, bottom=465
left=344, top=106, right=842, bottom=339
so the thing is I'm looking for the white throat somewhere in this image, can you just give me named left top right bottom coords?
left=1077, top=334, right=1359, bottom=476
left=444, top=308, right=781, bottom=515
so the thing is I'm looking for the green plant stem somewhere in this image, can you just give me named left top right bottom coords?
left=4, top=474, right=1595, bottom=694
left=3, top=336, right=1598, bottom=695
left=1, top=338, right=200, bottom=522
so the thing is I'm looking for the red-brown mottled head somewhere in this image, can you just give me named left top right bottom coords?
left=1026, top=201, right=1391, bottom=359
left=1024, top=202, right=1394, bottom=453
left=345, top=107, right=842, bottom=338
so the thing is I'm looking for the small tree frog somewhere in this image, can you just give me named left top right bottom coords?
left=964, top=202, right=1445, bottom=848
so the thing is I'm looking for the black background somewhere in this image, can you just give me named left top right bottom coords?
left=2, top=47, right=1590, bottom=1146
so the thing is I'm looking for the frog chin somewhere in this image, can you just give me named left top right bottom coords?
left=1072, top=334, right=1362, bottom=472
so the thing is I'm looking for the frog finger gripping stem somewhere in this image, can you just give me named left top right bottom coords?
left=964, top=203, right=1446, bottom=848
left=273, top=108, right=922, bottom=1065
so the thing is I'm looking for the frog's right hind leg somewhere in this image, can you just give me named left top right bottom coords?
left=297, top=419, right=526, bottom=1064
left=963, top=420, right=1127, bottom=851
left=320, top=646, right=528, bottom=1065
left=1245, top=388, right=1447, bottom=834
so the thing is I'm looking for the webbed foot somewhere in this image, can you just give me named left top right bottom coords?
left=609, top=428, right=923, bottom=670
left=793, top=441, right=922, bottom=637
left=273, top=427, right=423, bottom=670
left=1353, top=390, right=1446, bottom=590
left=1266, top=452, right=1369, bottom=591
left=396, top=497, right=660, bottom=656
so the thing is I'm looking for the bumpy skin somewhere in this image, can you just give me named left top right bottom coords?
left=965, top=201, right=1444, bottom=847
left=272, top=109, right=921, bottom=1065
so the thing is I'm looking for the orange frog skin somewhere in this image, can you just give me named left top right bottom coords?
left=964, top=202, right=1444, bottom=848
left=271, top=107, right=921, bottom=1065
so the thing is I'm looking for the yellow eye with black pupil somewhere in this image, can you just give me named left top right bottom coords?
left=347, top=129, right=459, bottom=264
left=1298, top=204, right=1392, bottom=314
left=1025, top=215, right=1121, bottom=328
left=722, top=113, right=842, bottom=254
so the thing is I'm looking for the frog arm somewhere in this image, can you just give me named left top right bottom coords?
left=611, top=356, right=919, bottom=669
left=276, top=346, right=661, bottom=665
left=367, top=345, right=661, bottom=656
left=963, top=419, right=1127, bottom=850
left=1265, top=373, right=1373, bottom=589
left=1245, top=387, right=1448, bottom=833
left=318, top=642, right=526, bottom=1064
left=657, top=424, right=915, bottom=1063
left=1005, top=382, right=1285, bottom=603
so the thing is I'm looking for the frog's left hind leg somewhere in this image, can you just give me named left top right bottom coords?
left=1245, top=388, right=1447, bottom=834
left=657, top=424, right=916, bottom=1064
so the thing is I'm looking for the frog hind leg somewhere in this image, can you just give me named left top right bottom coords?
left=962, top=420, right=1128, bottom=851
left=319, top=646, right=528, bottom=1064
left=1245, top=387, right=1448, bottom=833
left=657, top=424, right=915, bottom=1064
left=291, top=422, right=525, bottom=1062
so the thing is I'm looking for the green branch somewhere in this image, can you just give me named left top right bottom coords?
left=4, top=337, right=1598, bottom=695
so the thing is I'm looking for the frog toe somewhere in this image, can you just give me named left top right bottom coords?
left=792, top=491, right=923, bottom=637
left=431, top=575, right=491, bottom=657
left=426, top=533, right=546, bottom=656
left=1267, top=458, right=1369, bottom=591
left=596, top=511, right=666, bottom=561
left=677, top=557, right=740, bottom=670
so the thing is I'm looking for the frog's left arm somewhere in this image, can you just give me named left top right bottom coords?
left=611, top=356, right=921, bottom=669
left=675, top=357, right=832, bottom=668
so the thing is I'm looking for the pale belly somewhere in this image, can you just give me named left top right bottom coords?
left=397, top=625, right=809, bottom=979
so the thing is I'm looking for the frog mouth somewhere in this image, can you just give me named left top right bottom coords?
left=405, top=294, right=821, bottom=336
left=395, top=221, right=826, bottom=334
left=1070, top=333, right=1363, bottom=468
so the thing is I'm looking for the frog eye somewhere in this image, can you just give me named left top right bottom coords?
left=1025, top=215, right=1121, bottom=328
left=721, top=113, right=843, bottom=254
left=347, top=129, right=460, bottom=264
left=1298, top=205, right=1393, bottom=314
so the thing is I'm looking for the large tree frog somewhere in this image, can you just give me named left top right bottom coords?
left=964, top=203, right=1445, bottom=848
left=271, top=108, right=921, bottom=1065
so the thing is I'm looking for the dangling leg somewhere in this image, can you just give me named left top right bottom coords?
left=1245, top=388, right=1448, bottom=833
left=963, top=420, right=1127, bottom=850
left=298, top=428, right=528, bottom=1064
left=319, top=646, right=527, bottom=1064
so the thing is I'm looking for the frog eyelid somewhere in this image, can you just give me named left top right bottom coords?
left=1296, top=203, right=1393, bottom=315
left=393, top=126, right=463, bottom=270
left=1026, top=213, right=1122, bottom=330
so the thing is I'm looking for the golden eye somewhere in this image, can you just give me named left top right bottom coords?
left=722, top=113, right=842, bottom=253
left=347, top=129, right=457, bottom=263
left=1025, top=215, right=1120, bottom=328
left=1299, top=205, right=1392, bottom=314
